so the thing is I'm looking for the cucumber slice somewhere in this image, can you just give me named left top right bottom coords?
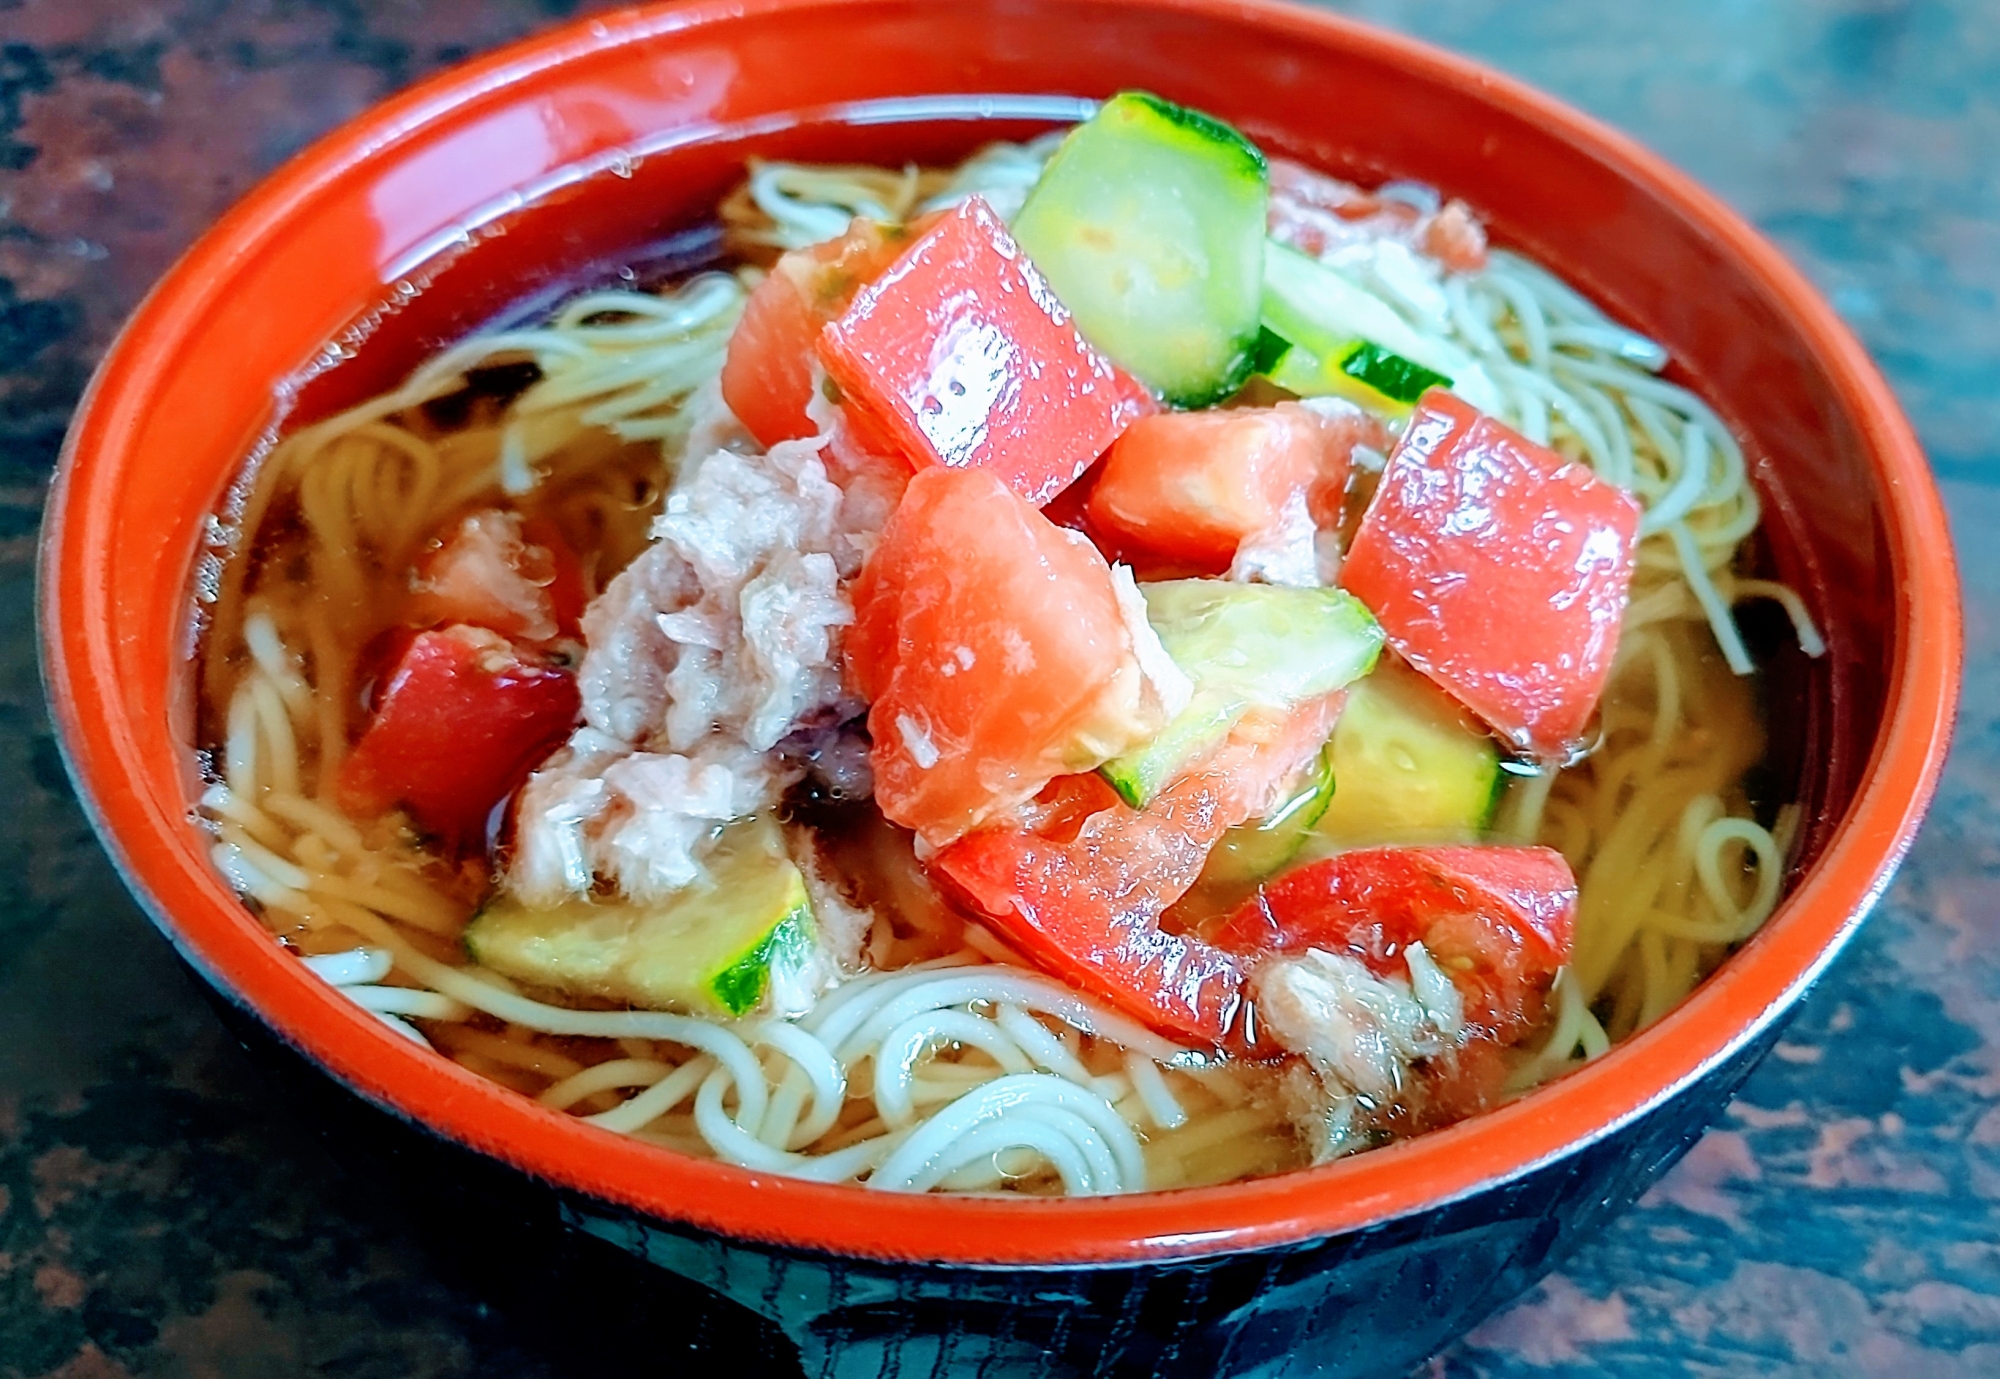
left=1261, top=240, right=1468, bottom=386
left=1100, top=689, right=1240, bottom=809
left=1202, top=744, right=1336, bottom=887
left=1101, top=581, right=1383, bottom=806
left=1014, top=92, right=1268, bottom=407
left=1316, top=661, right=1503, bottom=845
left=1266, top=340, right=1449, bottom=413
left=465, top=816, right=817, bottom=1018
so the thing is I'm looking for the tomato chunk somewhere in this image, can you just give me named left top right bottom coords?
left=818, top=196, right=1141, bottom=506
left=1213, top=845, right=1577, bottom=1038
left=1086, top=402, right=1384, bottom=572
left=937, top=827, right=1250, bottom=1048
left=1339, top=389, right=1639, bottom=757
left=848, top=466, right=1168, bottom=845
left=409, top=510, right=564, bottom=643
left=336, top=626, right=580, bottom=847
left=932, top=696, right=1343, bottom=1046
left=721, top=219, right=915, bottom=447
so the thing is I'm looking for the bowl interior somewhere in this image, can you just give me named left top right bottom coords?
left=44, top=0, right=1952, bottom=1265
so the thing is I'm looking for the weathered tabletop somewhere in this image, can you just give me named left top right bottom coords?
left=2, top=1, right=1996, bottom=1374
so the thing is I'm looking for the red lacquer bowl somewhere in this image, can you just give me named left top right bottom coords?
left=39, top=1, right=1960, bottom=1373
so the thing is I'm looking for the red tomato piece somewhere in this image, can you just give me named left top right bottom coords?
left=818, top=196, right=1139, bottom=506
left=937, top=826, right=1251, bottom=1048
left=721, top=219, right=915, bottom=447
left=1213, top=844, right=1577, bottom=1038
left=1086, top=402, right=1385, bottom=572
left=1340, top=389, right=1639, bottom=758
left=931, top=695, right=1344, bottom=1046
left=409, top=510, right=564, bottom=644
left=847, top=466, right=1166, bottom=846
left=336, top=625, right=580, bottom=848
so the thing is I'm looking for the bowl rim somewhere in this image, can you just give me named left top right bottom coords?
left=40, top=0, right=1962, bottom=1268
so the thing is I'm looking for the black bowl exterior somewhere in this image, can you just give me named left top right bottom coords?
left=209, top=966, right=1788, bottom=1378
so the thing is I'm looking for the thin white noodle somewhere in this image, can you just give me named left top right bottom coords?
left=873, top=1011, right=1030, bottom=1129
left=538, top=1058, right=674, bottom=1112
left=993, top=1004, right=1099, bottom=1086
left=1124, top=1052, right=1188, bottom=1131
left=343, top=986, right=469, bottom=1021
left=587, top=1056, right=714, bottom=1134
left=299, top=947, right=392, bottom=987
left=1668, top=521, right=1755, bottom=675
left=868, top=1074, right=1143, bottom=1193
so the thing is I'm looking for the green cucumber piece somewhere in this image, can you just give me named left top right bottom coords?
left=1014, top=92, right=1269, bottom=407
left=1261, top=240, right=1467, bottom=387
left=1266, top=341, right=1449, bottom=412
left=1101, top=581, right=1383, bottom=806
left=1316, top=662, right=1503, bottom=845
left=465, top=816, right=816, bottom=1018
left=1202, top=744, right=1336, bottom=887
left=1100, top=689, right=1240, bottom=809
left=1340, top=341, right=1452, bottom=405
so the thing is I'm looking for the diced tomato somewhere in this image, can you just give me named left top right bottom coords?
left=1109, top=364, right=1162, bottom=429
left=408, top=510, right=566, bottom=644
left=336, top=625, right=580, bottom=847
left=936, top=827, right=1251, bottom=1048
left=1086, top=402, right=1384, bottom=573
left=721, top=218, right=916, bottom=447
left=1339, top=389, right=1639, bottom=758
left=847, top=466, right=1165, bottom=845
left=931, top=695, right=1343, bottom=1046
left=1212, top=844, right=1577, bottom=1038
left=818, top=196, right=1138, bottom=507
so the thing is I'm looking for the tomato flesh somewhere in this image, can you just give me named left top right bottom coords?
left=336, top=625, right=580, bottom=847
left=721, top=219, right=914, bottom=447
left=847, top=466, right=1163, bottom=845
left=1339, top=389, right=1639, bottom=758
left=937, top=827, right=1251, bottom=1048
left=819, top=196, right=1143, bottom=506
left=931, top=695, right=1343, bottom=1046
left=1087, top=402, right=1382, bottom=572
left=1213, top=844, right=1577, bottom=1038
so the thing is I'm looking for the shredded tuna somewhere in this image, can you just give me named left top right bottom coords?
left=510, top=389, right=887, bottom=908
left=1109, top=564, right=1195, bottom=720
left=413, top=509, right=560, bottom=643
left=1267, top=157, right=1488, bottom=274
left=791, top=830, right=872, bottom=975
left=1257, top=943, right=1469, bottom=1162
left=1227, top=492, right=1321, bottom=588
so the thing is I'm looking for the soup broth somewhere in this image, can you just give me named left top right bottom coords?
left=195, top=113, right=1813, bottom=1196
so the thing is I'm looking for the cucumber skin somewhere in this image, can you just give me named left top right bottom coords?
left=1338, top=342, right=1450, bottom=406
left=1015, top=92, right=1268, bottom=409
left=1266, top=341, right=1446, bottom=414
left=1116, top=91, right=1267, bottom=181
left=708, top=904, right=814, bottom=1016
